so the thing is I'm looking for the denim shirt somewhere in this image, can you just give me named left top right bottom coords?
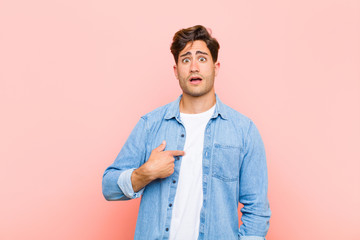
left=102, top=94, right=271, bottom=240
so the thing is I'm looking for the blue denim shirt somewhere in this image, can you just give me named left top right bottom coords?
left=102, top=94, right=271, bottom=240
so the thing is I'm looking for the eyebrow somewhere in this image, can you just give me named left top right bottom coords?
left=179, top=51, right=209, bottom=58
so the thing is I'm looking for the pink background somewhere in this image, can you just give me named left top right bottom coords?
left=1, top=0, right=359, bottom=239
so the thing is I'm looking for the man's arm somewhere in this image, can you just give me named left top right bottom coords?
left=238, top=121, right=271, bottom=240
left=102, top=117, right=184, bottom=200
left=102, top=117, right=148, bottom=201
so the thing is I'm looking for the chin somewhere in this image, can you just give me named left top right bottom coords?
left=184, top=90, right=212, bottom=98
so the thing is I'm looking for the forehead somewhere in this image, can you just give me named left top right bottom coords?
left=179, top=40, right=211, bottom=55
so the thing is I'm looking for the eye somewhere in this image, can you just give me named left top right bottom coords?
left=182, top=58, right=190, bottom=63
left=199, top=57, right=206, bottom=62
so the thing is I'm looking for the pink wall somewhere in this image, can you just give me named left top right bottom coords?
left=1, top=0, right=359, bottom=239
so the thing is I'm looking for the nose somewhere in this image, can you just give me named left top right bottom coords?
left=190, top=59, right=199, bottom=73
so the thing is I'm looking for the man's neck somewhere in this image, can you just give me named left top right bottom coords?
left=179, top=91, right=216, bottom=114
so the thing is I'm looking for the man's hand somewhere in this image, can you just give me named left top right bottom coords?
left=144, top=140, right=185, bottom=179
left=131, top=141, right=185, bottom=192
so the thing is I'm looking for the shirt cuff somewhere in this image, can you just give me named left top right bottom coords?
left=117, top=168, right=144, bottom=199
left=240, top=237, right=266, bottom=240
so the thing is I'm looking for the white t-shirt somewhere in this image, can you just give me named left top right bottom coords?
left=169, top=105, right=215, bottom=240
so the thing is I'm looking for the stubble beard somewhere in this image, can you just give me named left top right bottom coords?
left=179, top=73, right=215, bottom=98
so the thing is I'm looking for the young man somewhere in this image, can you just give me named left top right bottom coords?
left=102, top=25, right=271, bottom=240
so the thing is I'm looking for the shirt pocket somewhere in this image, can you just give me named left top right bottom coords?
left=212, top=143, right=241, bottom=182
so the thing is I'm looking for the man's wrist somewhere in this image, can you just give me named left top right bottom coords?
left=136, top=163, right=156, bottom=181
left=131, top=165, right=155, bottom=192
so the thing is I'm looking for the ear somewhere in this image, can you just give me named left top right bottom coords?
left=173, top=64, right=179, bottom=79
left=214, top=62, right=220, bottom=77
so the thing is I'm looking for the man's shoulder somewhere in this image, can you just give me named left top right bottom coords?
left=140, top=99, right=177, bottom=122
left=220, top=100, right=253, bottom=126
left=219, top=101, right=263, bottom=140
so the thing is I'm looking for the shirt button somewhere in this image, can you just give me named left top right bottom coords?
left=169, top=203, right=172, bottom=207
left=172, top=180, right=176, bottom=183
left=181, top=134, right=184, bottom=137
left=166, top=228, right=169, bottom=231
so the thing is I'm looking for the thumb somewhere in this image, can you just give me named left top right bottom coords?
left=155, top=140, right=166, bottom=152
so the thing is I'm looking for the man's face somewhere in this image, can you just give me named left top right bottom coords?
left=174, top=40, right=220, bottom=98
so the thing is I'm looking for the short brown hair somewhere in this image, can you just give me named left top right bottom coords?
left=170, top=25, right=220, bottom=64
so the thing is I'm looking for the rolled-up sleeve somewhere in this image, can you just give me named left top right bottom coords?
left=238, top=121, right=271, bottom=239
left=240, top=236, right=267, bottom=240
left=117, top=168, right=145, bottom=198
left=102, top=117, right=148, bottom=201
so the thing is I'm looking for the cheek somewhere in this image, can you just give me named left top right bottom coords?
left=203, top=66, right=215, bottom=76
left=178, top=69, right=188, bottom=78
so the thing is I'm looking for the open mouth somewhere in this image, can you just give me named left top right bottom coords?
left=189, top=76, right=202, bottom=84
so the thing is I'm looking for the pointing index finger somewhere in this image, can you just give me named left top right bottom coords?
left=167, top=150, right=185, bottom=156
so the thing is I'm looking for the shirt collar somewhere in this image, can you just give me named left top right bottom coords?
left=164, top=94, right=228, bottom=121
